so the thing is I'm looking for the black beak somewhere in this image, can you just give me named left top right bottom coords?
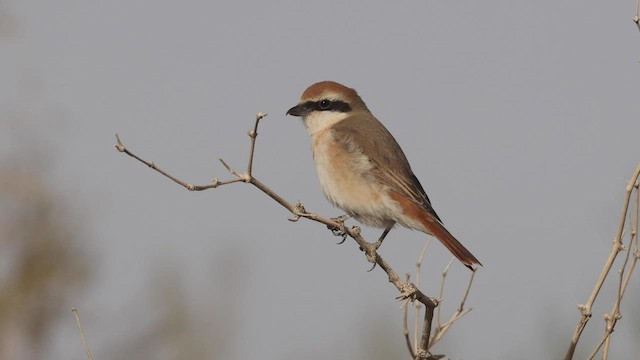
left=286, top=104, right=306, bottom=117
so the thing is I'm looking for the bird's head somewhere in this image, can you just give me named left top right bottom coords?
left=287, top=81, right=367, bottom=135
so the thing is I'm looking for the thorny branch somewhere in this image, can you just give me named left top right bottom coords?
left=115, top=113, right=473, bottom=359
left=564, top=164, right=640, bottom=360
left=589, top=176, right=640, bottom=360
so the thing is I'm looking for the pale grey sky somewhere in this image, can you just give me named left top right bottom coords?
left=1, top=0, right=640, bottom=359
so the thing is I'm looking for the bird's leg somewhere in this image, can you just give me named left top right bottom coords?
left=373, top=222, right=395, bottom=251
left=330, top=214, right=351, bottom=244
left=364, top=222, right=395, bottom=272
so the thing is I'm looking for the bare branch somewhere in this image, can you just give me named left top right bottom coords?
left=414, top=241, right=429, bottom=355
left=595, top=178, right=640, bottom=359
left=430, top=267, right=476, bottom=348
left=458, top=268, right=477, bottom=312
left=415, top=240, right=430, bottom=286
left=409, top=241, right=430, bottom=356
left=72, top=308, right=94, bottom=360
left=404, top=273, right=416, bottom=360
left=247, top=112, right=266, bottom=176
left=564, top=164, right=640, bottom=360
left=115, top=134, right=239, bottom=191
left=402, top=240, right=475, bottom=359
left=436, top=258, right=454, bottom=327
left=419, top=302, right=435, bottom=357
left=115, top=114, right=440, bottom=348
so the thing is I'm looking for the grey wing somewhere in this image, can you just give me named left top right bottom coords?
left=331, top=114, right=443, bottom=223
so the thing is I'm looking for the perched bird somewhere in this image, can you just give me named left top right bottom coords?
left=286, top=81, right=480, bottom=268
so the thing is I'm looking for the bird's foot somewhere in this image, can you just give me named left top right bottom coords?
left=361, top=243, right=378, bottom=271
left=330, top=214, right=351, bottom=244
left=334, top=232, right=348, bottom=245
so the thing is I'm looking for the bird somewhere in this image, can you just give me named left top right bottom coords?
left=286, top=81, right=481, bottom=269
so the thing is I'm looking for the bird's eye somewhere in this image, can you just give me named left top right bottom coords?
left=319, top=99, right=331, bottom=110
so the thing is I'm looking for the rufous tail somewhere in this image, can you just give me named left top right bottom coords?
left=389, top=191, right=481, bottom=269
left=421, top=218, right=481, bottom=269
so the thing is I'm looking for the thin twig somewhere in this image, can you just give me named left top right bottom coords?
left=406, top=240, right=473, bottom=359
left=436, top=258, right=454, bottom=327
left=404, top=273, right=416, bottom=360
left=247, top=112, right=266, bottom=176
left=564, top=164, right=640, bottom=360
left=115, top=134, right=242, bottom=190
left=458, top=268, right=477, bottom=312
left=413, top=240, right=430, bottom=355
left=430, top=268, right=476, bottom=348
left=409, top=240, right=434, bottom=358
left=415, top=240, right=430, bottom=287
left=594, top=222, right=631, bottom=358
left=597, top=179, right=640, bottom=360
left=72, top=308, right=94, bottom=360
left=413, top=303, right=420, bottom=355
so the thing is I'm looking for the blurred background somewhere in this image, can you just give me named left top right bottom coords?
left=1, top=1, right=639, bottom=359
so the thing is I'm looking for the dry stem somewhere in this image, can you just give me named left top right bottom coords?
left=402, top=243, right=476, bottom=359
left=430, top=265, right=476, bottom=348
left=72, top=308, right=94, bottom=360
left=590, top=177, right=639, bottom=360
left=414, top=241, right=430, bottom=354
left=564, top=164, right=640, bottom=360
left=404, top=273, right=417, bottom=360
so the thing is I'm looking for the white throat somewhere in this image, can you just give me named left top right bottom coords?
left=302, top=111, right=350, bottom=136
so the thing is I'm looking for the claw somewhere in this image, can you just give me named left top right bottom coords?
left=366, top=262, right=377, bottom=272
left=336, top=234, right=348, bottom=244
